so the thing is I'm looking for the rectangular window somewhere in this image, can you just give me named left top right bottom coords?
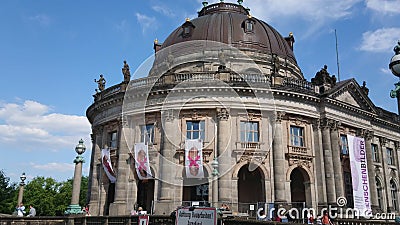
left=186, top=121, right=205, bottom=140
left=290, top=126, right=304, bottom=147
left=140, top=124, right=155, bottom=144
left=372, top=144, right=379, bottom=162
left=240, top=121, right=259, bottom=142
left=387, top=148, right=394, bottom=165
left=340, top=135, right=349, bottom=155
left=109, top=131, right=117, bottom=148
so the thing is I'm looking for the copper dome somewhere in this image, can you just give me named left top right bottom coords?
left=160, top=2, right=297, bottom=65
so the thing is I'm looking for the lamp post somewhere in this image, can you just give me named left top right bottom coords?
left=389, top=40, right=400, bottom=115
left=65, top=139, right=86, bottom=215
left=17, top=172, right=26, bottom=205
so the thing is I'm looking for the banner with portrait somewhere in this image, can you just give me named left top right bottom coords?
left=347, top=135, right=371, bottom=216
left=102, top=148, right=117, bottom=183
left=185, top=139, right=204, bottom=178
left=134, top=142, right=152, bottom=180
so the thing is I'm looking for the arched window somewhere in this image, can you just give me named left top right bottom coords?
left=390, top=179, right=398, bottom=211
left=376, top=177, right=383, bottom=210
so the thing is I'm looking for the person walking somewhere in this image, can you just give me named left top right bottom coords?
left=27, top=205, right=36, bottom=217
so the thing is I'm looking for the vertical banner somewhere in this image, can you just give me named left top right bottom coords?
left=102, top=148, right=117, bottom=183
left=347, top=135, right=371, bottom=216
left=134, top=143, right=153, bottom=180
left=185, top=139, right=204, bottom=178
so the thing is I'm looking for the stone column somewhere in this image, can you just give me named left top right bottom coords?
left=364, top=130, right=379, bottom=211
left=110, top=121, right=130, bottom=215
left=379, top=137, right=392, bottom=212
left=217, top=108, right=231, bottom=203
left=88, top=127, right=102, bottom=215
left=330, top=121, right=344, bottom=199
left=312, top=120, right=327, bottom=207
left=321, top=118, right=336, bottom=204
left=157, top=109, right=179, bottom=214
left=273, top=112, right=286, bottom=202
left=17, top=179, right=25, bottom=205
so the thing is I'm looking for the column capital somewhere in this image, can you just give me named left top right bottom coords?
left=93, top=126, right=104, bottom=136
left=275, top=111, right=285, bottom=122
left=329, top=119, right=341, bottom=131
left=357, top=129, right=374, bottom=141
left=312, top=118, right=321, bottom=130
left=379, top=137, right=388, bottom=147
left=216, top=108, right=229, bottom=121
left=162, top=109, right=176, bottom=122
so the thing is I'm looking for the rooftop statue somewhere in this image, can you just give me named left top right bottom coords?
left=311, top=65, right=337, bottom=87
left=122, top=60, right=131, bottom=83
left=95, top=74, right=106, bottom=92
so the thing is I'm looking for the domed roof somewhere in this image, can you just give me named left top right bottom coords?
left=160, top=2, right=297, bottom=65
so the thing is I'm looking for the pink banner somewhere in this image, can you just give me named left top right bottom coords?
left=347, top=135, right=371, bottom=216
left=185, top=139, right=204, bottom=178
left=134, top=143, right=152, bottom=180
left=102, top=148, right=116, bottom=183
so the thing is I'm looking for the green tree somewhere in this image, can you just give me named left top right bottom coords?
left=23, top=177, right=61, bottom=216
left=0, top=170, right=17, bottom=214
left=55, top=176, right=88, bottom=215
left=23, top=176, right=89, bottom=216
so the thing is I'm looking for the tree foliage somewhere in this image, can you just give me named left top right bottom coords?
left=0, top=170, right=18, bottom=214
left=0, top=170, right=88, bottom=216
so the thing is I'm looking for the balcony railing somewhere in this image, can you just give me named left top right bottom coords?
left=288, top=145, right=308, bottom=154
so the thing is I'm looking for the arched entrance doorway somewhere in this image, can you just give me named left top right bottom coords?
left=137, top=170, right=155, bottom=212
left=182, top=167, right=209, bottom=206
left=238, top=164, right=265, bottom=212
left=290, top=167, right=310, bottom=209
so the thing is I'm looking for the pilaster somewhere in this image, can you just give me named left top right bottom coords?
left=312, top=119, right=327, bottom=207
left=273, top=111, right=286, bottom=202
left=217, top=108, right=232, bottom=203
left=88, top=126, right=103, bottom=215
left=330, top=120, right=344, bottom=199
left=321, top=118, right=336, bottom=204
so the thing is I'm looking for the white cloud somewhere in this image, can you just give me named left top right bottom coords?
left=359, top=28, right=400, bottom=52
left=0, top=100, right=91, bottom=152
left=30, top=162, right=74, bottom=173
left=29, top=14, right=51, bottom=26
left=135, top=13, right=157, bottom=34
left=152, top=5, right=175, bottom=17
left=365, top=0, right=400, bottom=14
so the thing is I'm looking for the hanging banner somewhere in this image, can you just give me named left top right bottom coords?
left=185, top=139, right=204, bottom=178
left=347, top=135, right=371, bottom=216
left=134, top=143, right=153, bottom=179
left=102, top=148, right=117, bottom=183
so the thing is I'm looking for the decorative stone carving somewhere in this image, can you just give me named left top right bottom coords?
left=276, top=111, right=285, bottom=122
left=311, top=65, right=336, bottom=87
left=122, top=60, right=131, bottom=83
left=162, top=109, right=175, bottom=122
left=379, top=137, right=388, bottom=146
left=94, top=74, right=106, bottom=92
left=288, top=158, right=312, bottom=169
left=216, top=108, right=229, bottom=121
left=312, top=118, right=320, bottom=130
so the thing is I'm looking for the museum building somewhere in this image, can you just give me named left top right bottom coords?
left=86, top=1, right=400, bottom=216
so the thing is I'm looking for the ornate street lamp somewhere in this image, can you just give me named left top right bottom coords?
left=65, top=139, right=86, bottom=215
left=389, top=40, right=400, bottom=114
left=17, top=172, right=26, bottom=205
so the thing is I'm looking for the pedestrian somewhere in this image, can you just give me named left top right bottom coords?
left=322, top=211, right=332, bottom=225
left=16, top=202, right=25, bottom=217
left=27, top=205, right=36, bottom=217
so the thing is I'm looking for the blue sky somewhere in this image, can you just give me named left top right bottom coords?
left=1, top=0, right=400, bottom=184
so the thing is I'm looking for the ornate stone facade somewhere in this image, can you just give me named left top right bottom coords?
left=86, top=2, right=400, bottom=216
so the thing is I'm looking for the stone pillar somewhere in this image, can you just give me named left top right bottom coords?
left=88, top=127, right=102, bottom=215
left=110, top=121, right=130, bottom=215
left=273, top=112, right=286, bottom=202
left=312, top=120, right=327, bottom=207
left=364, top=131, right=379, bottom=211
left=157, top=109, right=179, bottom=214
left=330, top=121, right=344, bottom=199
left=217, top=108, right=231, bottom=203
left=379, top=137, right=392, bottom=212
left=321, top=118, right=336, bottom=204
left=17, top=181, right=25, bottom=205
